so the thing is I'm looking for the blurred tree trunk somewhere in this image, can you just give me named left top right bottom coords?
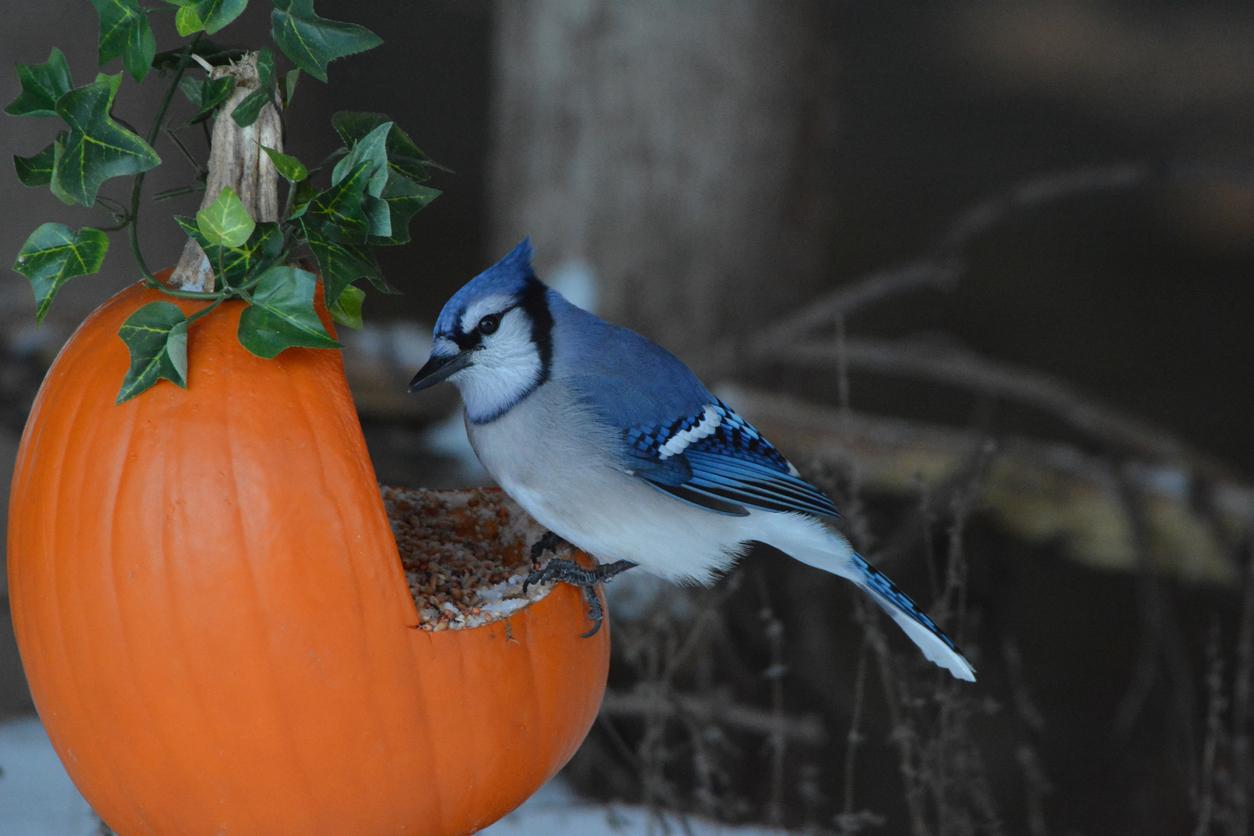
left=488, top=0, right=840, bottom=353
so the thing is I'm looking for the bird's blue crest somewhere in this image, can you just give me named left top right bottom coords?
left=434, top=238, right=537, bottom=336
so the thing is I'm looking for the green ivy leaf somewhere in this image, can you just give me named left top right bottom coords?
left=179, top=74, right=236, bottom=122
left=14, top=139, right=61, bottom=187
left=302, top=221, right=380, bottom=305
left=237, top=266, right=340, bottom=358
left=325, top=116, right=441, bottom=243
left=88, top=0, right=157, bottom=82
left=174, top=4, right=201, bottom=36
left=333, top=121, right=390, bottom=194
left=13, top=223, right=109, bottom=323
left=196, top=187, right=255, bottom=248
left=52, top=76, right=161, bottom=206
left=370, top=174, right=440, bottom=247
left=230, top=48, right=275, bottom=128
left=46, top=139, right=75, bottom=205
left=261, top=145, right=308, bottom=182
left=287, top=177, right=318, bottom=219
left=94, top=70, right=123, bottom=99
left=116, top=302, right=189, bottom=403
left=328, top=283, right=364, bottom=329
left=332, top=121, right=393, bottom=237
left=166, top=0, right=248, bottom=36
left=254, top=46, right=275, bottom=84
left=331, top=111, right=435, bottom=182
left=230, top=88, right=273, bottom=128
left=5, top=48, right=74, bottom=118
left=306, top=159, right=372, bottom=240
left=361, top=269, right=399, bottom=296
left=283, top=69, right=301, bottom=107
left=175, top=217, right=283, bottom=288
left=270, top=0, right=382, bottom=83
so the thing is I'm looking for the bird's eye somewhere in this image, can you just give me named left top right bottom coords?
left=478, top=314, right=501, bottom=335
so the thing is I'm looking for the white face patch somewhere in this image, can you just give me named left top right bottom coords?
left=659, top=404, right=722, bottom=459
left=450, top=307, right=543, bottom=423
left=459, top=294, right=515, bottom=335
left=430, top=336, right=460, bottom=358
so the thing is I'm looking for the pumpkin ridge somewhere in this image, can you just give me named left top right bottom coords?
left=222, top=368, right=326, bottom=828
left=33, top=335, right=135, bottom=827
left=157, top=425, right=229, bottom=830
left=282, top=348, right=403, bottom=785
left=455, top=632, right=484, bottom=832
left=517, top=610, right=548, bottom=785
left=497, top=612, right=542, bottom=827
left=321, top=354, right=422, bottom=627
left=530, top=595, right=582, bottom=790
left=101, top=396, right=187, bottom=828
left=410, top=633, right=453, bottom=829
left=63, top=365, right=152, bottom=817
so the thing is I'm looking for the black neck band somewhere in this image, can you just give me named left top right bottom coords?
left=520, top=277, right=553, bottom=386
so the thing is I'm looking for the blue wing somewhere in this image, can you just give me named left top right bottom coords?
left=552, top=294, right=839, bottom=519
left=623, top=399, right=840, bottom=518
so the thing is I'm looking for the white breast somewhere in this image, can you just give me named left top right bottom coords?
left=465, top=384, right=753, bottom=584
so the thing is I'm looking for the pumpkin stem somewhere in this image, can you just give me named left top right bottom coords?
left=169, top=52, right=282, bottom=293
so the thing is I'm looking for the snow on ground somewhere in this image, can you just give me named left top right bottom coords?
left=484, top=778, right=788, bottom=835
left=0, top=715, right=784, bottom=835
left=0, top=716, right=98, bottom=835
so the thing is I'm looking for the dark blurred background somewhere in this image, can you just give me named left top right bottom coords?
left=2, top=2, right=1253, bottom=834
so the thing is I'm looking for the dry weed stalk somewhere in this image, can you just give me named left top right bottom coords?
left=1192, top=543, right=1254, bottom=836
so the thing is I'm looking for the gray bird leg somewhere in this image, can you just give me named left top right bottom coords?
left=529, top=529, right=569, bottom=567
left=522, top=557, right=638, bottom=637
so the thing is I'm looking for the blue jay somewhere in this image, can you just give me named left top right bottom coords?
left=410, top=240, right=975, bottom=681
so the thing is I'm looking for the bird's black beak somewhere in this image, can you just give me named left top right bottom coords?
left=409, top=351, right=473, bottom=392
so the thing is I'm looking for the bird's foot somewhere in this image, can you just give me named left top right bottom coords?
left=522, top=557, right=638, bottom=638
left=528, top=530, right=569, bottom=569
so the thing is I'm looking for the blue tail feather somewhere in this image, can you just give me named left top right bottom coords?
left=853, top=553, right=960, bottom=653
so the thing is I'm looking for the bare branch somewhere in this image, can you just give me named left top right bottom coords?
left=777, top=336, right=1235, bottom=481
left=706, top=162, right=1152, bottom=366
left=749, top=262, right=961, bottom=351
left=932, top=163, right=1147, bottom=255
left=715, top=384, right=1250, bottom=585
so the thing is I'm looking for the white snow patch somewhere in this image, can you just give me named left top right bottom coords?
left=486, top=777, right=789, bottom=835
left=0, top=716, right=98, bottom=836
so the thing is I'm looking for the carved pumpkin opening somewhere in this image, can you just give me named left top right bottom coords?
left=383, top=486, right=556, bottom=631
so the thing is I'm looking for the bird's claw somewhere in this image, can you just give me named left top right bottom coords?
left=521, top=555, right=638, bottom=637
left=580, top=585, right=604, bottom=638
left=528, top=530, right=568, bottom=570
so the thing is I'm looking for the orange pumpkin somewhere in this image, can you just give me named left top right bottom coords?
left=7, top=276, right=609, bottom=835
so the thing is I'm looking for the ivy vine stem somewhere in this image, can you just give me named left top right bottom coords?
left=184, top=297, right=225, bottom=325
left=154, top=185, right=204, bottom=202
left=97, top=217, right=133, bottom=234
left=128, top=33, right=204, bottom=283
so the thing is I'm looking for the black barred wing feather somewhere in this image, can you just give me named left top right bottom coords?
left=624, top=400, right=839, bottom=519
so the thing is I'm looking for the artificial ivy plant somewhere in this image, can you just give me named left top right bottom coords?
left=9, top=0, right=440, bottom=401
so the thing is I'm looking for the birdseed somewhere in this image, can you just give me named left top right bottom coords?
left=382, top=486, right=557, bottom=631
